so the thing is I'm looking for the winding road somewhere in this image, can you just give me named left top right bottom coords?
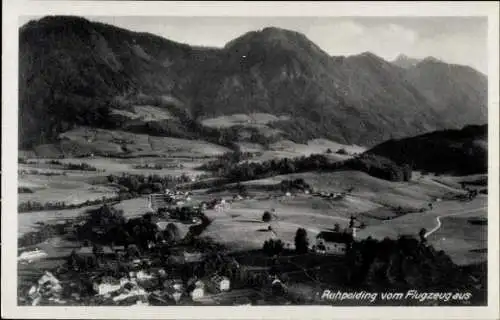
left=424, top=206, right=487, bottom=238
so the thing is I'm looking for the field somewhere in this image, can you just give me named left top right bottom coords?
left=18, top=152, right=488, bottom=268
left=30, top=127, right=231, bottom=158
left=246, top=139, right=365, bottom=163
left=198, top=171, right=487, bottom=265
left=178, top=170, right=487, bottom=266
left=110, top=105, right=174, bottom=122
left=18, top=171, right=119, bottom=205
left=16, top=150, right=488, bottom=308
left=201, top=113, right=291, bottom=128
left=18, top=141, right=217, bottom=210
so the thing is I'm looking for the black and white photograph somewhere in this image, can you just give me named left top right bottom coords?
left=2, top=1, right=499, bottom=319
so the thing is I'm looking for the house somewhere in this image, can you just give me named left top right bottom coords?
left=148, top=193, right=174, bottom=212
left=315, top=231, right=354, bottom=255
left=189, top=280, right=205, bottom=301
left=136, top=270, right=154, bottom=281
left=207, top=275, right=230, bottom=293
left=157, top=268, right=167, bottom=278
left=93, top=276, right=122, bottom=295
left=233, top=194, right=244, bottom=201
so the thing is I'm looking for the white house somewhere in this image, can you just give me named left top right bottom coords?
left=136, top=270, right=154, bottom=281
left=207, top=275, right=230, bottom=293
left=93, top=277, right=122, bottom=295
left=190, top=281, right=205, bottom=301
left=315, top=231, right=354, bottom=255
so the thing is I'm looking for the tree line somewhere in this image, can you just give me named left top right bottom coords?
left=107, top=172, right=192, bottom=196
left=17, top=195, right=132, bottom=213
left=206, top=152, right=412, bottom=183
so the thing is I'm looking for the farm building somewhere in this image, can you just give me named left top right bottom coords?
left=315, top=231, right=354, bottom=255
left=207, top=275, right=230, bottom=293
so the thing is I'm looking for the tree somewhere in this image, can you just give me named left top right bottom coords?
left=333, top=223, right=341, bottom=232
left=262, top=211, right=272, bottom=222
left=127, top=244, right=141, bottom=259
left=349, top=216, right=356, bottom=229
left=294, top=228, right=309, bottom=254
left=263, top=239, right=284, bottom=256
left=418, top=228, right=427, bottom=244
left=164, top=223, right=181, bottom=243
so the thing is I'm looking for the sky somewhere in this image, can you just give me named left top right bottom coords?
left=20, top=16, right=488, bottom=74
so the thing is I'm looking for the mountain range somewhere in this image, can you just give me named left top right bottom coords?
left=19, top=16, right=488, bottom=150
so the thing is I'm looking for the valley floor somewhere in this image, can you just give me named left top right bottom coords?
left=18, top=161, right=488, bottom=266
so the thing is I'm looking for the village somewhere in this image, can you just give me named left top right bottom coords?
left=19, top=182, right=366, bottom=307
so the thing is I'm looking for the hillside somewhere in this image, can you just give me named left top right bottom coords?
left=19, top=16, right=488, bottom=149
left=402, top=59, right=488, bottom=127
left=366, top=124, right=487, bottom=175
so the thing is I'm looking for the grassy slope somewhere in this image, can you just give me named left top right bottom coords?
left=32, top=127, right=231, bottom=158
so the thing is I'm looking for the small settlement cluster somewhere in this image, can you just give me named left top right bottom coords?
left=22, top=189, right=291, bottom=306
left=21, top=182, right=364, bottom=306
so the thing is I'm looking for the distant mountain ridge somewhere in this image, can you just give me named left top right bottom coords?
left=391, top=54, right=421, bottom=69
left=19, top=16, right=488, bottom=149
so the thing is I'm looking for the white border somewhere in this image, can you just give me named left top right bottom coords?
left=2, top=1, right=499, bottom=319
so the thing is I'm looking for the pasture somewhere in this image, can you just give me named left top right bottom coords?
left=17, top=150, right=488, bottom=268
left=32, top=127, right=231, bottom=158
